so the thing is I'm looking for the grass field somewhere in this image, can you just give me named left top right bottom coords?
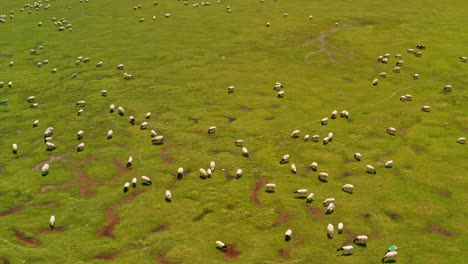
left=0, top=0, right=467, bottom=263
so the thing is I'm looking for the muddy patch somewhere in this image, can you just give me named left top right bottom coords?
left=40, top=201, right=60, bottom=208
left=33, top=154, right=67, bottom=171
left=277, top=248, right=290, bottom=259
left=156, top=254, right=180, bottom=264
left=77, top=170, right=99, bottom=197
left=386, top=212, right=401, bottom=221
left=426, top=224, right=456, bottom=237
left=240, top=106, right=253, bottom=112
left=306, top=206, right=324, bottom=219
left=224, top=244, right=241, bottom=259
left=150, top=224, right=169, bottom=233
left=0, top=257, right=11, bottom=264
left=225, top=116, right=236, bottom=122
left=343, top=77, right=353, bottom=82
left=96, top=208, right=120, bottom=239
left=14, top=230, right=41, bottom=246
left=273, top=210, right=291, bottom=227
left=250, top=176, right=267, bottom=207
left=111, top=159, right=131, bottom=180
left=40, top=182, right=73, bottom=193
left=95, top=252, right=120, bottom=260
left=159, top=146, right=175, bottom=164
left=0, top=206, right=27, bottom=217
left=439, top=191, right=452, bottom=198
left=411, top=145, right=426, bottom=153
left=343, top=172, right=353, bottom=177
left=264, top=116, right=274, bottom=121
left=193, top=209, right=214, bottom=222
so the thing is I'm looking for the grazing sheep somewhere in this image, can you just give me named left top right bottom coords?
left=395, top=53, right=402, bottom=59
left=77, top=109, right=84, bottom=116
left=165, top=13, right=171, bottom=18
left=331, top=110, right=338, bottom=119
left=353, top=235, right=368, bottom=244
left=150, top=130, right=157, bottom=137
left=210, top=161, right=216, bottom=172
left=123, top=72, right=134, bottom=80
left=242, top=147, right=249, bottom=157
left=382, top=251, right=398, bottom=262
left=9, top=61, right=13, bottom=66
left=46, top=142, right=56, bottom=150
left=235, top=139, right=243, bottom=146
left=460, top=56, right=467, bottom=62
left=118, top=106, right=125, bottom=116
left=340, top=110, right=349, bottom=118
left=396, top=60, right=404, bottom=66
left=132, top=177, right=137, bottom=187
left=280, top=154, right=290, bottom=164
left=385, top=160, right=393, bottom=168
left=413, top=73, right=419, bottom=79
left=129, top=116, right=135, bottom=125
left=328, top=132, right=334, bottom=139
left=323, top=198, right=335, bottom=206
left=422, top=105, right=430, bottom=112
left=140, top=122, right=148, bottom=130
left=44, top=137, right=52, bottom=143
left=177, top=167, right=184, bottom=179
left=165, top=190, right=172, bottom=202
left=303, top=134, right=310, bottom=141
left=338, top=223, right=344, bottom=234
left=266, top=22, right=270, bottom=27
left=444, top=85, right=452, bottom=92
left=415, top=51, right=422, bottom=57
left=200, top=168, right=207, bottom=179
left=387, top=127, right=396, bottom=135
left=291, top=130, right=300, bottom=138
left=407, top=48, right=415, bottom=54
left=96, top=61, right=103, bottom=67
left=354, top=152, right=362, bottom=161
left=372, top=78, right=379, bottom=86
left=107, top=130, right=113, bottom=139
left=416, top=44, right=426, bottom=50
left=293, top=189, right=307, bottom=196
left=123, top=182, right=130, bottom=192
left=309, top=162, right=318, bottom=171
left=309, top=15, right=314, bottom=20
left=27, top=96, right=36, bottom=103
left=284, top=229, right=292, bottom=241
left=139, top=18, right=145, bottom=23
left=42, top=163, right=50, bottom=176
left=379, top=72, right=387, bottom=78
left=228, top=85, right=235, bottom=93
left=77, top=143, right=85, bottom=152
left=265, top=183, right=276, bottom=192
left=400, top=95, right=407, bottom=102
left=342, top=184, right=354, bottom=193
left=12, top=143, right=18, bottom=154
left=405, top=94, right=412, bottom=101
left=337, top=245, right=353, bottom=254
left=44, top=129, right=53, bottom=137
left=327, top=224, right=334, bottom=238
left=127, top=157, right=133, bottom=168
left=207, top=168, right=212, bottom=178
left=393, top=67, right=401, bottom=73
left=76, top=130, right=84, bottom=140
left=277, top=91, right=285, bottom=98
left=141, top=175, right=152, bottom=184
left=311, top=135, right=320, bottom=142
left=216, top=241, right=227, bottom=250
left=33, top=120, right=39, bottom=127
left=8, top=81, right=12, bottom=88
left=291, top=164, right=297, bottom=173
left=321, top=118, right=329, bottom=125
left=236, top=169, right=243, bottom=179
left=83, top=57, right=90, bottom=63
left=306, top=193, right=314, bottom=203
left=110, top=104, right=115, bottom=113
left=366, top=165, right=376, bottom=174
left=145, top=112, right=151, bottom=119
left=116, top=64, right=124, bottom=70
left=101, top=90, right=107, bottom=96
left=323, top=137, right=330, bottom=145
left=319, top=172, right=328, bottom=181
left=273, top=82, right=283, bottom=90
left=326, top=202, right=335, bottom=214
left=152, top=135, right=164, bottom=144
left=283, top=13, right=288, bottom=17
left=208, top=126, right=216, bottom=134
left=457, top=137, right=466, bottom=144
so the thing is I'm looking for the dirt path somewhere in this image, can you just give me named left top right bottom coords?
left=250, top=176, right=267, bottom=207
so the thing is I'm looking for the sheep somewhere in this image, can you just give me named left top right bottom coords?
left=153, top=16, right=156, bottom=20
left=342, top=184, right=354, bottom=193
left=152, top=135, right=164, bottom=144
left=331, top=110, right=338, bottom=119
left=76, top=142, right=85, bottom=152
left=311, top=135, right=320, bottom=142
left=283, top=13, right=288, bottom=17
left=413, top=73, right=419, bottom=79
left=242, top=147, right=249, bottom=157
left=415, top=51, right=422, bottom=57
left=387, top=127, right=396, bottom=135
left=443, top=84, right=452, bottom=92
left=165, top=190, right=172, bottom=202
left=407, top=48, right=415, bottom=54
left=457, top=137, right=466, bottom=144
left=322, top=198, right=335, bottom=206
left=277, top=91, right=284, bottom=98
left=400, top=95, right=407, bottom=102
left=353, top=152, right=362, bottom=161
left=96, top=61, right=103, bottom=67
left=323, top=136, right=330, bottom=145
left=77, top=109, right=84, bottom=116
left=340, top=110, right=349, bottom=118
left=236, top=169, right=243, bottom=179
left=290, top=130, right=300, bottom=138
left=379, top=72, right=387, bottom=78
left=42, top=163, right=50, bottom=176
left=273, top=82, right=283, bottom=90
left=101, top=90, right=107, bottom=96
left=165, top=13, right=171, bottom=18
left=139, top=18, right=145, bottom=23
left=208, top=126, right=216, bottom=134
left=304, top=134, right=310, bottom=141
left=291, top=164, right=297, bottom=173
left=129, top=116, right=135, bottom=125
left=327, top=224, right=334, bottom=238
left=200, top=168, right=207, bottom=179
left=207, top=168, right=212, bottom=178
left=395, top=54, right=402, bottom=59
left=228, top=85, right=235, bottom=93
left=385, top=160, right=393, bottom=168
left=145, top=112, right=151, bottom=119
left=123, top=72, right=134, bottom=80
left=44, top=129, right=53, bottom=138
left=33, top=120, right=39, bottom=127
left=265, top=183, right=276, bottom=192
left=416, top=44, right=426, bottom=50
left=107, top=130, right=113, bottom=139
left=9, top=61, right=13, bottom=67
left=284, top=229, right=292, bottom=241
left=216, top=241, right=227, bottom=250
left=293, top=189, right=307, bottom=196
left=118, top=106, right=125, bottom=116
left=393, top=67, right=401, bottom=73
left=460, top=56, right=467, bottom=62
left=266, top=22, right=270, bottom=27
left=309, top=162, right=318, bottom=171
left=372, top=78, right=379, bottom=86
left=8, top=81, right=12, bottom=88
left=328, top=132, right=334, bottom=141
left=37, top=62, right=43, bottom=67
left=50, top=215, right=55, bottom=229
left=306, top=193, right=314, bottom=203
left=382, top=251, right=398, bottom=262
left=366, top=165, right=376, bottom=174
left=83, top=57, right=90, bottom=63
left=405, top=94, right=412, bottom=101
left=353, top=235, right=368, bottom=244
left=46, top=142, right=56, bottom=151
left=421, top=105, right=431, bottom=112
left=132, top=177, right=137, bottom=188
left=141, top=175, right=152, bottom=185
left=123, top=182, right=130, bottom=192
left=319, top=172, right=328, bottom=181
left=27, top=96, right=36, bottom=103
left=326, top=202, right=335, bottom=214
left=116, top=64, right=124, bottom=70
left=12, top=143, right=18, bottom=154
left=127, top=157, right=133, bottom=168
left=321, top=118, right=329, bottom=125
left=44, top=137, right=53, bottom=143
left=75, top=59, right=81, bottom=65
left=396, top=60, right=404, bottom=66
left=31, top=103, right=39, bottom=109
left=110, top=104, right=115, bottom=113
left=177, top=167, right=184, bottom=179
left=309, top=15, right=314, bottom=20
left=140, top=122, right=148, bottom=130
left=338, top=223, right=344, bottom=234
left=235, top=139, right=243, bottom=146
left=336, top=245, right=353, bottom=254
left=280, top=154, right=290, bottom=164
left=209, top=161, right=216, bottom=172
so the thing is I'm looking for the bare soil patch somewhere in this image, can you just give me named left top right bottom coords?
left=33, top=154, right=66, bottom=171
left=193, top=209, right=214, bottom=222
left=306, top=206, right=324, bottom=219
left=0, top=257, right=11, bottom=264
left=411, top=145, right=426, bottom=153
left=40, top=201, right=60, bottom=207
left=40, top=182, right=73, bottom=193
left=156, top=254, right=180, bottom=264
left=95, top=252, right=120, bottom=260
left=343, top=172, right=353, bottom=177
left=250, top=176, right=267, bottom=207
left=277, top=248, right=290, bottom=259
left=224, top=243, right=241, bottom=259
left=225, top=116, right=236, bottom=122
left=36, top=226, right=67, bottom=235
left=150, top=224, right=169, bottom=233
left=426, top=224, right=457, bottom=237
left=111, top=158, right=131, bottom=180
left=272, top=210, right=291, bottom=227
left=77, top=170, right=99, bottom=197
left=14, top=230, right=41, bottom=246
left=159, top=146, right=175, bottom=164
left=439, top=191, right=452, bottom=198
left=0, top=206, right=27, bottom=217
left=386, top=212, right=401, bottom=221
left=96, top=208, right=120, bottom=239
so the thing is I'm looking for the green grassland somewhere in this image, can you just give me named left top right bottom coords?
left=0, top=0, right=467, bottom=263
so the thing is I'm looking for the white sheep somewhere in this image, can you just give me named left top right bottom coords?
left=340, top=110, right=349, bottom=118
left=460, top=56, right=467, bottom=62
left=407, top=48, right=415, bottom=54
left=457, top=137, right=466, bottom=144
left=291, top=164, right=297, bottom=173
left=208, top=126, right=216, bottom=134
left=177, top=167, right=184, bottom=179
left=46, top=142, right=56, bottom=151
left=393, top=67, right=401, bottom=73
left=139, top=18, right=145, bottom=23
left=12, top=143, right=18, bottom=154
left=118, top=106, right=125, bottom=116
left=123, top=182, right=130, bottom=192
left=379, top=72, right=387, bottom=78
left=116, top=64, right=124, bottom=70
left=331, top=110, right=338, bottom=119
left=266, top=22, right=270, bottom=27
left=77, top=130, right=84, bottom=140
left=265, top=183, right=276, bottom=192
left=336, top=245, right=353, bottom=254
left=31, top=103, right=39, bottom=109
left=235, top=139, right=243, bottom=146
left=228, top=85, right=235, bottom=93
left=50, top=215, right=55, bottom=228
left=77, top=109, right=84, bottom=116
left=328, top=132, right=334, bottom=141
left=306, top=193, right=314, bottom=203
left=207, top=168, right=212, bottom=178
left=152, top=135, right=164, bottom=144
left=8, top=81, right=12, bottom=88
left=42, top=163, right=50, bottom=176
left=141, top=122, right=148, bottom=130
left=141, top=175, right=152, bottom=184
left=353, top=235, right=368, bottom=244
left=323, top=137, right=330, bottom=145
left=109, top=104, right=115, bottom=113
left=165, top=190, right=172, bottom=202
left=77, top=143, right=85, bottom=152
left=284, top=229, right=292, bottom=241
left=413, top=73, right=419, bottom=79
left=293, top=189, right=307, bottom=196
left=44, top=137, right=52, bottom=143
left=216, top=240, right=227, bottom=250
left=382, top=251, right=398, bottom=262
left=321, top=118, right=328, bottom=125
left=372, top=78, right=379, bottom=86
left=396, top=60, right=404, bottom=66
left=400, top=95, right=407, bottom=102
left=319, top=172, right=328, bottom=182
left=327, top=224, right=334, bottom=238
left=280, top=154, right=290, bottom=164
left=127, top=157, right=133, bottom=168
left=107, top=130, right=113, bottom=139
left=145, top=112, right=151, bottom=119
left=385, top=160, right=393, bottom=168
left=132, top=177, right=137, bottom=187
left=303, top=135, right=310, bottom=141
left=415, top=51, right=422, bottom=57
left=387, top=127, right=396, bottom=135
left=33, top=120, right=39, bottom=127
left=101, top=90, right=107, bottom=96
left=27, top=96, right=36, bottom=103
left=366, top=165, right=376, bottom=174
left=310, top=162, right=318, bottom=171
left=52, top=68, right=57, bottom=74
left=151, top=130, right=157, bottom=137
left=422, top=105, right=430, bottom=112
left=338, top=223, right=343, bottom=234
left=210, top=161, right=216, bottom=172
left=291, top=130, right=300, bottom=138
left=342, top=184, right=354, bottom=193
left=236, top=169, right=243, bottom=179
left=277, top=91, right=284, bottom=98
left=354, top=152, right=362, bottom=161
left=96, top=61, right=103, bottom=67
left=242, top=147, right=249, bottom=157
left=444, top=85, right=452, bottom=92
left=9, top=61, right=13, bottom=66
left=323, top=198, right=335, bottom=206
left=405, top=94, right=412, bottom=101
left=165, top=13, right=171, bottom=18
left=129, top=116, right=135, bottom=125
left=311, top=135, right=320, bottom=142
left=200, top=168, right=207, bottom=179
left=326, top=202, right=335, bottom=214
